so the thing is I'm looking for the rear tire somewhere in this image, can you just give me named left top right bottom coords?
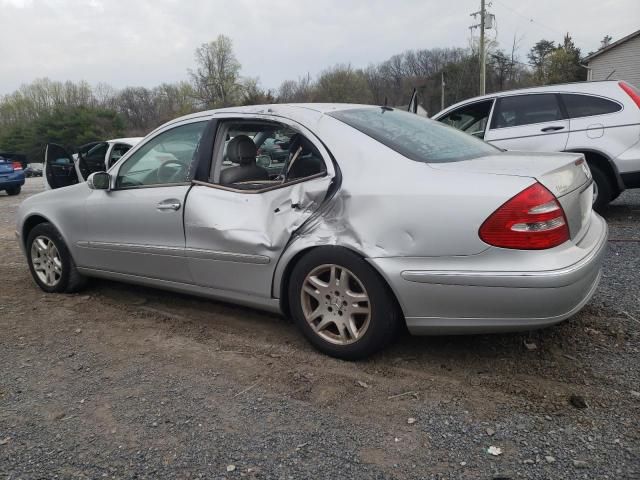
left=589, top=164, right=612, bottom=213
left=288, top=247, right=400, bottom=360
left=6, top=186, right=21, bottom=196
left=26, top=223, right=87, bottom=293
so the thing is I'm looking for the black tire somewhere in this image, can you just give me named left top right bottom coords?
left=589, top=164, right=613, bottom=213
left=6, top=186, right=21, bottom=196
left=288, top=247, right=400, bottom=360
left=26, top=222, right=87, bottom=293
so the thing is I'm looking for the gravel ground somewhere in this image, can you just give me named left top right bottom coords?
left=1, top=178, right=639, bottom=480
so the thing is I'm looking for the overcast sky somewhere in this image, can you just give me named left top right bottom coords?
left=1, top=0, right=638, bottom=95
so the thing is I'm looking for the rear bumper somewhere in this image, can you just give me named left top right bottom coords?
left=0, top=177, right=25, bottom=189
left=369, top=213, right=608, bottom=335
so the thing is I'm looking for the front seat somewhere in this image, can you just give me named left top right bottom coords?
left=220, top=135, right=269, bottom=185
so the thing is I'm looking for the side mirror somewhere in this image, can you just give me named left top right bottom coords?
left=87, top=171, right=111, bottom=190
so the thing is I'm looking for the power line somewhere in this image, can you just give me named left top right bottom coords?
left=493, top=0, right=590, bottom=47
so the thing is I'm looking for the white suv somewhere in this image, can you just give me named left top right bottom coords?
left=432, top=80, right=640, bottom=210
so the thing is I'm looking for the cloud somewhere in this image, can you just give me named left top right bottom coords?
left=0, top=0, right=638, bottom=94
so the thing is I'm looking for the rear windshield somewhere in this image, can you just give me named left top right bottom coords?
left=329, top=108, right=498, bottom=163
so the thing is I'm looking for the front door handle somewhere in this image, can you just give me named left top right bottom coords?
left=157, top=199, right=181, bottom=211
left=541, top=125, right=565, bottom=132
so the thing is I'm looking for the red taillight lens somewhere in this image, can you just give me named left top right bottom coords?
left=479, top=183, right=570, bottom=250
left=619, top=81, right=640, bottom=109
left=12, top=161, right=22, bottom=170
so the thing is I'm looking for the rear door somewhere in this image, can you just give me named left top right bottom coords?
left=484, top=93, right=570, bottom=151
left=44, top=143, right=79, bottom=189
left=184, top=115, right=334, bottom=298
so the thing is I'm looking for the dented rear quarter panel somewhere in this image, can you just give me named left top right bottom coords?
left=271, top=113, right=536, bottom=297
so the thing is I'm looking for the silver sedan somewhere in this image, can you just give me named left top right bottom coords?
left=16, top=104, right=608, bottom=359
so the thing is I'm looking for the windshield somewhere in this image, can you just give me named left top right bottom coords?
left=329, top=108, right=498, bottom=163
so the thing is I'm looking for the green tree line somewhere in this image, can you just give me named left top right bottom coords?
left=0, top=33, right=588, bottom=162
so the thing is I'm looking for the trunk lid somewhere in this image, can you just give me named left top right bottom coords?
left=430, top=151, right=594, bottom=240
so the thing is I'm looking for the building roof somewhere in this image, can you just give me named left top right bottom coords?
left=583, top=29, right=640, bottom=62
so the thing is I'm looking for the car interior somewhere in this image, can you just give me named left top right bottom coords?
left=211, top=122, right=326, bottom=190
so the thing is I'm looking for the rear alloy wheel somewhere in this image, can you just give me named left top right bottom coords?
left=589, top=164, right=612, bottom=213
left=6, top=186, right=20, bottom=195
left=26, top=222, right=87, bottom=293
left=289, top=247, right=399, bottom=360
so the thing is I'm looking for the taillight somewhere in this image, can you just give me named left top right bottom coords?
left=12, top=161, right=22, bottom=170
left=619, top=81, right=640, bottom=109
left=479, top=183, right=570, bottom=250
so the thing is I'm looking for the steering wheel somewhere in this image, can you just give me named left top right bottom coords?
left=156, top=158, right=188, bottom=183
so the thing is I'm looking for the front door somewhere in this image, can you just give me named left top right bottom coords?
left=484, top=93, right=570, bottom=152
left=44, top=143, right=79, bottom=189
left=79, top=120, right=210, bottom=283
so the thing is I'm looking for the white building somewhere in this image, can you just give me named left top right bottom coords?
left=584, top=29, right=640, bottom=87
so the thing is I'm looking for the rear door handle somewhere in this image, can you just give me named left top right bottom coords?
left=541, top=126, right=565, bottom=132
left=157, top=199, right=181, bottom=211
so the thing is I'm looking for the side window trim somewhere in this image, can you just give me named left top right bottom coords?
left=111, top=119, right=211, bottom=190
left=483, top=98, right=497, bottom=139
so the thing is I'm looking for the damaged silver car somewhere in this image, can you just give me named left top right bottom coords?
left=16, top=104, right=608, bottom=359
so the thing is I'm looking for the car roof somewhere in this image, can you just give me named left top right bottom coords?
left=434, top=80, right=624, bottom=117
left=108, top=137, right=144, bottom=145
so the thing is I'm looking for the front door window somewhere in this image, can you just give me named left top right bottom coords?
left=116, top=121, right=207, bottom=188
left=438, top=100, right=494, bottom=139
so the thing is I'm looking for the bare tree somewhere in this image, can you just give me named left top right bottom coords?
left=189, top=35, right=242, bottom=108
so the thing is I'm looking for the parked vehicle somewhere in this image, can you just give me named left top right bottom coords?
left=44, top=137, right=142, bottom=190
left=17, top=104, right=607, bottom=359
left=24, top=163, right=44, bottom=177
left=432, top=80, right=640, bottom=211
left=0, top=156, right=25, bottom=195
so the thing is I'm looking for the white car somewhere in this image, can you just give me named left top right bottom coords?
left=432, top=81, right=640, bottom=210
left=44, top=137, right=142, bottom=190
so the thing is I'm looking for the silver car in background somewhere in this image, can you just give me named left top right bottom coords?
left=16, top=104, right=608, bottom=359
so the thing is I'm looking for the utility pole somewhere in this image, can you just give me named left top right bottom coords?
left=470, top=1, right=493, bottom=96
left=479, top=0, right=486, bottom=95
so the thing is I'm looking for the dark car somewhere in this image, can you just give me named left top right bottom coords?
left=257, top=136, right=290, bottom=162
left=0, top=156, right=26, bottom=195
left=24, top=162, right=44, bottom=177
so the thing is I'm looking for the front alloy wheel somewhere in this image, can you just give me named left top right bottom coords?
left=26, top=222, right=87, bottom=293
left=30, top=236, right=63, bottom=287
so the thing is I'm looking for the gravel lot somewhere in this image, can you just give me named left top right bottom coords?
left=1, top=178, right=639, bottom=479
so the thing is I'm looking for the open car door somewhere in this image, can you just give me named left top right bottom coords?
left=44, top=143, right=79, bottom=189
left=76, top=141, right=109, bottom=180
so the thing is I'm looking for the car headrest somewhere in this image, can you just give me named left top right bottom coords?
left=227, top=135, right=257, bottom=165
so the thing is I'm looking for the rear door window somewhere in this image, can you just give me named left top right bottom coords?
left=561, top=94, right=622, bottom=118
left=491, top=94, right=562, bottom=129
